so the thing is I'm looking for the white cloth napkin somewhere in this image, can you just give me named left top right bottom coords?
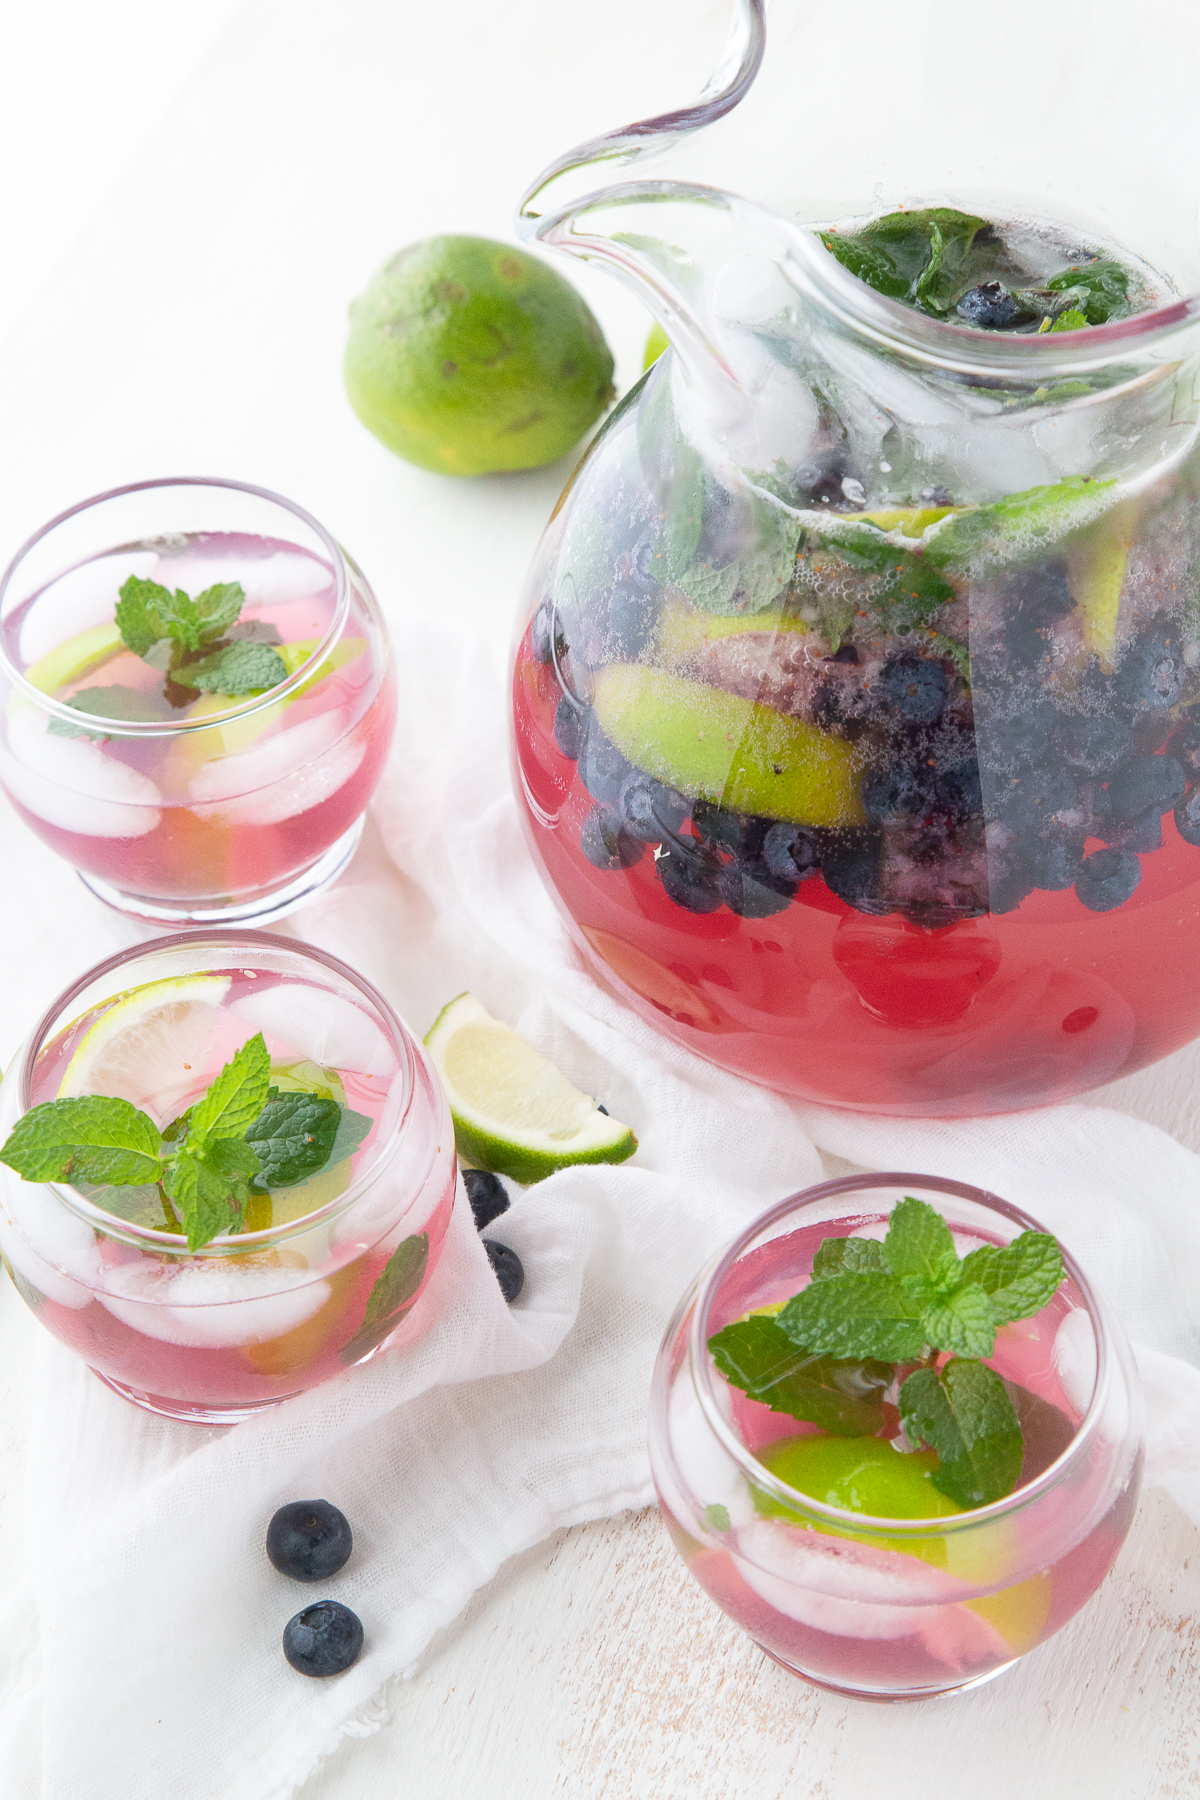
left=1, top=617, right=1199, bottom=1800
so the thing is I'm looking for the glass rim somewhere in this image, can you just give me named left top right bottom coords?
left=0, top=476, right=352, bottom=736
left=686, top=1171, right=1113, bottom=1536
left=14, top=927, right=418, bottom=1258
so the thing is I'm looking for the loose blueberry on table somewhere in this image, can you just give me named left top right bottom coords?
left=282, top=1601, right=365, bottom=1678
left=267, top=1500, right=354, bottom=1582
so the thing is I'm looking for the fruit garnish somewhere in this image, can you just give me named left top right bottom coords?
left=266, top=1500, right=353, bottom=1582
left=710, top=1197, right=1065, bottom=1509
left=643, top=321, right=670, bottom=370
left=590, top=663, right=866, bottom=828
left=282, top=1601, right=364, bottom=1677
left=0, top=1025, right=372, bottom=1252
left=116, top=573, right=287, bottom=701
left=756, top=1434, right=963, bottom=1523
left=423, top=992, right=636, bottom=1183
left=343, top=234, right=615, bottom=475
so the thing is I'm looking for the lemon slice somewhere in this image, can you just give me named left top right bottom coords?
left=424, top=992, right=636, bottom=1183
left=60, top=974, right=233, bottom=1115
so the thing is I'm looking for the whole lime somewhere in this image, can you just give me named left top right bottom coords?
left=344, top=236, right=615, bottom=476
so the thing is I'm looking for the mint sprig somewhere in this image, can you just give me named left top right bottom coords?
left=709, top=1197, right=1065, bottom=1510
left=115, top=574, right=287, bottom=700
left=0, top=1032, right=372, bottom=1253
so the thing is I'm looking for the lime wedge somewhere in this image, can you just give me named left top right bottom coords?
left=60, top=974, right=233, bottom=1114
left=19, top=622, right=123, bottom=699
left=424, top=992, right=636, bottom=1183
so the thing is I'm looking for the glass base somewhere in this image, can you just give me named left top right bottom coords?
left=751, top=1638, right=1019, bottom=1702
left=93, top=1368, right=303, bottom=1425
left=76, top=816, right=366, bottom=928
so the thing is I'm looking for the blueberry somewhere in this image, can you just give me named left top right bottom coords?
left=935, top=756, right=983, bottom=819
left=617, top=771, right=688, bottom=843
left=719, top=860, right=794, bottom=918
left=822, top=834, right=882, bottom=912
left=1058, top=714, right=1131, bottom=776
left=956, top=283, right=1027, bottom=329
left=658, top=844, right=725, bottom=913
left=999, top=767, right=1078, bottom=838
left=554, top=695, right=585, bottom=760
left=828, top=643, right=859, bottom=665
left=1105, top=753, right=1186, bottom=820
left=629, top=527, right=663, bottom=593
left=283, top=1601, right=364, bottom=1678
left=1115, top=624, right=1184, bottom=713
left=579, top=722, right=632, bottom=803
left=762, top=820, right=821, bottom=883
left=879, top=655, right=947, bottom=726
left=463, top=1169, right=509, bottom=1232
left=987, top=852, right=1036, bottom=914
left=861, top=763, right=935, bottom=825
left=978, top=700, right=1058, bottom=772
left=1075, top=847, right=1142, bottom=912
left=485, top=1240, right=525, bottom=1303
left=530, top=597, right=565, bottom=667
left=691, top=800, right=766, bottom=859
left=580, top=806, right=644, bottom=871
left=267, top=1501, right=353, bottom=1583
left=1003, top=562, right=1073, bottom=667
left=606, top=578, right=659, bottom=658
left=1103, top=806, right=1162, bottom=853
left=1176, top=789, right=1200, bottom=846
left=1031, top=837, right=1084, bottom=891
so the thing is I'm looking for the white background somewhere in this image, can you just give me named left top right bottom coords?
left=1, top=4, right=1199, bottom=1797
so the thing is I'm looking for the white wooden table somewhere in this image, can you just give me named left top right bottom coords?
left=1, top=3, right=1198, bottom=1794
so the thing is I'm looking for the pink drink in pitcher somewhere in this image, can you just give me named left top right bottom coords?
left=0, top=933, right=456, bottom=1424
left=0, top=480, right=396, bottom=925
left=650, top=1177, right=1143, bottom=1700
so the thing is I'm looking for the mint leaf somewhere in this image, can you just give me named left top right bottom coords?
left=708, top=1314, right=891, bottom=1435
left=48, top=685, right=170, bottom=739
left=1049, top=309, right=1089, bottom=334
left=899, top=1359, right=1023, bottom=1507
left=188, top=1033, right=271, bottom=1144
left=244, top=1094, right=363, bottom=1189
left=958, top=1232, right=1064, bottom=1326
left=820, top=208, right=989, bottom=315
left=777, top=1271, right=927, bottom=1362
left=884, top=1197, right=958, bottom=1285
left=161, top=1137, right=262, bottom=1251
left=1046, top=258, right=1129, bottom=325
left=812, top=1236, right=888, bottom=1278
left=340, top=1232, right=429, bottom=1363
left=193, top=582, right=245, bottom=643
left=0, top=1096, right=162, bottom=1186
left=116, top=575, right=204, bottom=656
left=703, top=1503, right=731, bottom=1533
left=920, top=1283, right=997, bottom=1358
left=175, top=640, right=288, bottom=696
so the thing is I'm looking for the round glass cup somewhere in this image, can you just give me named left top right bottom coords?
left=649, top=1174, right=1143, bottom=1701
left=0, top=477, right=397, bottom=926
left=0, top=930, right=457, bottom=1424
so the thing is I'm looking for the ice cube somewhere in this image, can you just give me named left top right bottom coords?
left=186, top=711, right=365, bottom=825
left=0, top=1175, right=104, bottom=1308
left=99, top=1257, right=332, bottom=1348
left=17, top=552, right=158, bottom=664
left=1053, top=1308, right=1098, bottom=1415
left=1, top=708, right=161, bottom=836
left=731, top=1516, right=969, bottom=1640
left=153, top=550, right=330, bottom=607
left=230, top=983, right=398, bottom=1078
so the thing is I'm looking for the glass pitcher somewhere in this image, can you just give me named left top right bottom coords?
left=508, top=0, right=1200, bottom=1116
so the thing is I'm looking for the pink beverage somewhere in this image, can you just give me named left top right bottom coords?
left=0, top=479, right=396, bottom=925
left=649, top=1176, right=1143, bottom=1700
left=0, top=932, right=456, bottom=1424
